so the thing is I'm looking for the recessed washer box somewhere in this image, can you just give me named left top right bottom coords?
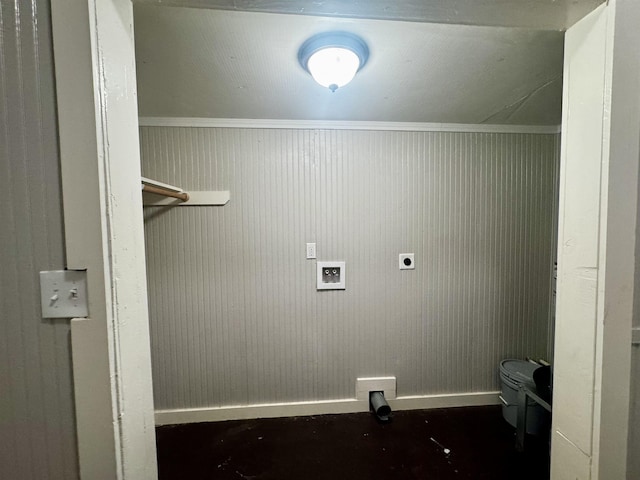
left=317, top=261, right=345, bottom=290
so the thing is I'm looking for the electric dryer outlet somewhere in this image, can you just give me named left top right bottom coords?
left=399, top=253, right=415, bottom=270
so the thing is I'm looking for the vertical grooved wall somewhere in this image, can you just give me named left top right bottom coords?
left=141, top=126, right=559, bottom=410
left=0, top=0, right=78, bottom=478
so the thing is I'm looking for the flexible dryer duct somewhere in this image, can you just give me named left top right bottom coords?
left=370, top=391, right=391, bottom=421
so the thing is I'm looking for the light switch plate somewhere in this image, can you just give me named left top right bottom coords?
left=306, top=242, right=317, bottom=259
left=40, top=270, right=89, bottom=318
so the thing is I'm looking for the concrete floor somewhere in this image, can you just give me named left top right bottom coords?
left=156, top=406, right=549, bottom=479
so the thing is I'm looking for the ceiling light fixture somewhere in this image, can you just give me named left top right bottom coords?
left=298, top=32, right=369, bottom=92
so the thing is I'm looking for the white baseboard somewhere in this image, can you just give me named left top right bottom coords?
left=155, top=391, right=500, bottom=426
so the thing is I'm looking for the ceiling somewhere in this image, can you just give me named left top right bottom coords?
left=134, top=0, right=604, bottom=30
left=133, top=2, right=599, bottom=125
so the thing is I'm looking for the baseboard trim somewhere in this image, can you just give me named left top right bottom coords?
left=155, top=391, right=500, bottom=426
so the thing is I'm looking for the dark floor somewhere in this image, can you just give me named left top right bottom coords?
left=156, top=406, right=549, bottom=480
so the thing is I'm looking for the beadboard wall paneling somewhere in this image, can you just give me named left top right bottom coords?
left=141, top=127, right=559, bottom=410
left=0, top=0, right=78, bottom=478
left=630, top=171, right=640, bottom=476
left=630, top=348, right=640, bottom=477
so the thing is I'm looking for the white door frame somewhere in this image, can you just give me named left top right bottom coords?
left=51, top=0, right=157, bottom=478
left=551, top=1, right=640, bottom=478
left=589, top=1, right=640, bottom=476
left=49, top=0, right=639, bottom=479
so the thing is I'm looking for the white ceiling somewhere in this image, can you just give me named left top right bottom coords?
left=134, top=4, right=572, bottom=125
left=134, top=0, right=604, bottom=30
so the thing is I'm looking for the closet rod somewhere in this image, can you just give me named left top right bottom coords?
left=142, top=184, right=190, bottom=202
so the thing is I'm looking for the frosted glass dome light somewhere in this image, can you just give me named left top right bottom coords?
left=298, top=32, right=369, bottom=92
left=307, top=47, right=360, bottom=91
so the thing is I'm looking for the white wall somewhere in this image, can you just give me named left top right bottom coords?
left=632, top=157, right=640, bottom=474
left=141, top=125, right=559, bottom=415
left=630, top=344, right=640, bottom=477
left=628, top=3, right=640, bottom=475
left=0, top=0, right=78, bottom=478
